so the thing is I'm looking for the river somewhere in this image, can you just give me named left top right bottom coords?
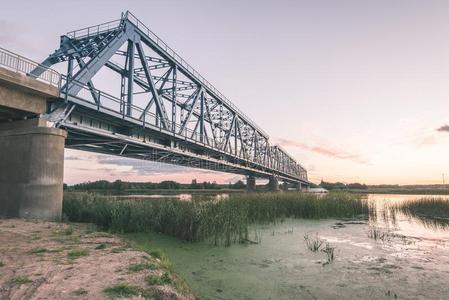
left=124, top=194, right=449, bottom=299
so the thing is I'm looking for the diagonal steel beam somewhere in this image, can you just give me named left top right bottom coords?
left=74, top=57, right=99, bottom=104
left=139, top=66, right=172, bottom=120
left=223, top=114, right=236, bottom=152
left=179, top=88, right=202, bottom=135
left=135, top=41, right=169, bottom=129
left=67, top=30, right=129, bottom=95
left=203, top=92, right=217, bottom=146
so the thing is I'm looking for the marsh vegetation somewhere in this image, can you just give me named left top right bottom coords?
left=390, top=197, right=449, bottom=228
left=63, top=192, right=370, bottom=246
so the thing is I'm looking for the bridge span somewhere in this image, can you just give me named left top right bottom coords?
left=0, top=11, right=309, bottom=220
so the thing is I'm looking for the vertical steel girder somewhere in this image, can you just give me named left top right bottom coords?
left=126, top=40, right=134, bottom=116
left=172, top=65, right=177, bottom=132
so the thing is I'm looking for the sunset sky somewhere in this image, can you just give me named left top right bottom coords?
left=2, top=0, right=449, bottom=185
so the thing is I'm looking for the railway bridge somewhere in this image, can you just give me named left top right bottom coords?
left=0, top=11, right=309, bottom=220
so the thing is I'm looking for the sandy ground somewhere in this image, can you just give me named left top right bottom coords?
left=0, top=219, right=195, bottom=300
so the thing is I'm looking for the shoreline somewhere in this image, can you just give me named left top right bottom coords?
left=0, top=219, right=195, bottom=300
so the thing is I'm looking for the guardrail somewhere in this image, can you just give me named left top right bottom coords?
left=66, top=18, right=122, bottom=39
left=0, top=47, right=62, bottom=87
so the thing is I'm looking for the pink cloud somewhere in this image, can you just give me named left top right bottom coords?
left=437, top=125, right=449, bottom=133
left=276, top=138, right=368, bottom=164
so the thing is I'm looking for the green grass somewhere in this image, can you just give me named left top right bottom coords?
left=128, top=262, right=157, bottom=272
left=103, top=283, right=140, bottom=298
left=111, top=246, right=128, bottom=253
left=391, top=197, right=449, bottom=228
left=67, top=249, right=89, bottom=259
left=149, top=249, right=164, bottom=260
left=63, top=191, right=370, bottom=246
left=11, top=276, right=32, bottom=285
left=145, top=272, right=173, bottom=286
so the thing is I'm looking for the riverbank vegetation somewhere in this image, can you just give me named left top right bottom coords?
left=391, top=197, right=449, bottom=228
left=319, top=181, right=449, bottom=195
left=63, top=192, right=371, bottom=246
left=64, top=179, right=246, bottom=192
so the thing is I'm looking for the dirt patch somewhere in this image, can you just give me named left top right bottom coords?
left=0, top=219, right=195, bottom=300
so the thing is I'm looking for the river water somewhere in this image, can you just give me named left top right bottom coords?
left=125, top=194, right=449, bottom=299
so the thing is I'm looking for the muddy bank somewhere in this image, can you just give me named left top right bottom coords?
left=0, top=219, right=195, bottom=300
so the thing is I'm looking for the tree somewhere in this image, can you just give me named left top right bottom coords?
left=231, top=180, right=246, bottom=189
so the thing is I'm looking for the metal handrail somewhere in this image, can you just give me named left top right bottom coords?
left=0, top=47, right=61, bottom=87
left=66, top=18, right=122, bottom=39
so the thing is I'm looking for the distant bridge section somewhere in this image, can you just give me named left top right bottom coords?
left=0, top=11, right=309, bottom=220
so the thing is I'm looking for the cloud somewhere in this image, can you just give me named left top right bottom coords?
left=95, top=155, right=223, bottom=176
left=437, top=125, right=449, bottom=133
left=64, top=155, right=82, bottom=161
left=276, top=138, right=368, bottom=164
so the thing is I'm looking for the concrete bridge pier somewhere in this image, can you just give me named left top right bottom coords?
left=0, top=118, right=66, bottom=221
left=268, top=176, right=279, bottom=192
left=246, top=175, right=256, bottom=191
left=295, top=182, right=303, bottom=191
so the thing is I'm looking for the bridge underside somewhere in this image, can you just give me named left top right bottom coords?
left=63, top=104, right=308, bottom=185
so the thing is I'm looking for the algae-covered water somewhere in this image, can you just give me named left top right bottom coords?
left=126, top=194, right=449, bottom=299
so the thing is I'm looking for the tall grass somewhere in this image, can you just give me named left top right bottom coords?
left=391, top=197, right=449, bottom=229
left=63, top=192, right=370, bottom=246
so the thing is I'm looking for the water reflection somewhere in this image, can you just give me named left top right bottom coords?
left=112, top=192, right=230, bottom=202
left=367, top=194, right=449, bottom=240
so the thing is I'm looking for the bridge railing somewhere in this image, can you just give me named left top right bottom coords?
left=0, top=47, right=61, bottom=87
left=66, top=18, right=123, bottom=39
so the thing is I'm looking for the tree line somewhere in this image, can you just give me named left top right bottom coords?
left=64, top=179, right=246, bottom=191
left=318, top=181, right=368, bottom=190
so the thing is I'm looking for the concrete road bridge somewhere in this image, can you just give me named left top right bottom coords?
left=0, top=11, right=309, bottom=220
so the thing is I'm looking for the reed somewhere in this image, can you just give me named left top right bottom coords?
left=63, top=191, right=370, bottom=246
left=390, top=197, right=449, bottom=229
left=321, top=242, right=335, bottom=265
left=304, top=234, right=323, bottom=252
left=367, top=226, right=391, bottom=242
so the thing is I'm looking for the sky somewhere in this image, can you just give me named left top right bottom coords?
left=2, top=0, right=449, bottom=185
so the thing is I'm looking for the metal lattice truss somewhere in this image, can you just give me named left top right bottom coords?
left=30, top=11, right=308, bottom=184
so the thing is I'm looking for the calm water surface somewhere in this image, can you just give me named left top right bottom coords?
left=126, top=194, right=449, bottom=299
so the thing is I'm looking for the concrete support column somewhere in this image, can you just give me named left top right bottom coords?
left=246, top=175, right=256, bottom=191
left=268, top=176, right=279, bottom=192
left=0, top=118, right=67, bottom=221
left=296, top=182, right=302, bottom=191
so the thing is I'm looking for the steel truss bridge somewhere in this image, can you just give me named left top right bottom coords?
left=27, top=11, right=308, bottom=186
